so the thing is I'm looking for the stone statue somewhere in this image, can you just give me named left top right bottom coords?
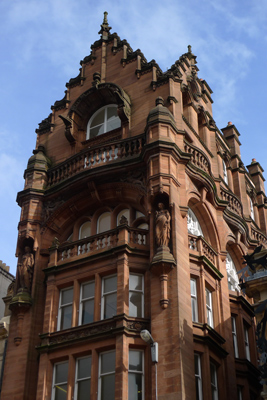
left=155, top=203, right=171, bottom=248
left=18, top=247, right=34, bottom=292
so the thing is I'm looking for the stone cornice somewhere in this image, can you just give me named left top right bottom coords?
left=37, top=314, right=150, bottom=353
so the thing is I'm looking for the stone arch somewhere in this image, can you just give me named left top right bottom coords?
left=69, top=82, right=131, bottom=133
left=188, top=197, right=220, bottom=252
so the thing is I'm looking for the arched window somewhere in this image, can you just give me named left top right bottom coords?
left=87, top=105, right=121, bottom=139
left=78, top=221, right=91, bottom=255
left=250, top=197, right=255, bottom=220
left=187, top=208, right=203, bottom=236
left=226, top=253, right=240, bottom=291
left=97, top=212, right=111, bottom=233
left=222, top=160, right=228, bottom=184
left=79, top=221, right=91, bottom=239
left=117, top=209, right=130, bottom=225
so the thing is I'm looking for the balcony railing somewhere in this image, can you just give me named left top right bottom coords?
left=184, top=141, right=210, bottom=174
left=250, top=226, right=267, bottom=247
left=188, top=233, right=217, bottom=268
left=220, top=187, right=243, bottom=217
left=46, top=135, right=145, bottom=188
left=49, top=225, right=149, bottom=267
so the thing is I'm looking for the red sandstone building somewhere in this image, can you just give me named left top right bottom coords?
left=1, top=13, right=265, bottom=400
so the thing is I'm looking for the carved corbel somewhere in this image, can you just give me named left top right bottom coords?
left=9, top=290, right=32, bottom=346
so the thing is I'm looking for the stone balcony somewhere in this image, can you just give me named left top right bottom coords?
left=46, top=134, right=145, bottom=188
left=188, top=233, right=218, bottom=269
left=48, top=225, right=149, bottom=268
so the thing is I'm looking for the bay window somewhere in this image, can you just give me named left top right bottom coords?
left=79, top=281, right=95, bottom=325
left=98, top=351, right=116, bottom=400
left=101, top=275, right=117, bottom=319
left=128, top=350, right=144, bottom=400
left=205, top=288, right=214, bottom=328
left=74, top=356, right=92, bottom=400
left=231, top=316, right=239, bottom=358
left=191, top=278, right=198, bottom=322
left=194, top=354, right=203, bottom=400
left=58, top=287, right=73, bottom=331
left=52, top=361, right=68, bottom=400
left=210, top=362, right=218, bottom=400
left=129, top=274, right=144, bottom=318
left=244, top=325, right=250, bottom=361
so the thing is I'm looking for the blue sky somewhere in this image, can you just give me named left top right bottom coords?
left=1, top=0, right=267, bottom=276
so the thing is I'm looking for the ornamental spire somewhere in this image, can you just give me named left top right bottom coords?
left=99, top=11, right=112, bottom=40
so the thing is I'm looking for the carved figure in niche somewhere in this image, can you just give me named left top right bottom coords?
left=155, top=203, right=171, bottom=248
left=18, top=247, right=34, bottom=292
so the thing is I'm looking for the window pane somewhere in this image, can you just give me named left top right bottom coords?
left=129, top=350, right=142, bottom=371
left=82, top=282, right=95, bottom=299
left=187, top=208, right=203, bottom=236
left=194, top=354, right=199, bottom=375
left=78, top=357, right=91, bottom=379
left=82, top=299, right=94, bottom=324
left=191, top=279, right=196, bottom=296
left=210, top=363, right=216, bottom=385
left=79, top=222, right=91, bottom=239
left=206, top=289, right=211, bottom=306
left=101, top=374, right=115, bottom=400
left=101, top=352, right=116, bottom=374
left=91, top=109, right=105, bottom=128
left=90, top=125, right=105, bottom=138
left=128, top=373, right=142, bottom=400
left=104, top=293, right=117, bottom=318
left=61, top=288, right=73, bottom=305
left=55, top=363, right=68, bottom=383
left=129, top=292, right=142, bottom=317
left=77, top=380, right=91, bottom=400
left=107, top=106, right=118, bottom=120
left=104, top=276, right=117, bottom=293
left=130, top=275, right=142, bottom=291
left=60, top=305, right=72, bottom=330
left=55, top=384, right=68, bottom=400
left=106, top=117, right=121, bottom=132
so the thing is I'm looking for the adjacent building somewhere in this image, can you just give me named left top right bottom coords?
left=1, top=13, right=266, bottom=400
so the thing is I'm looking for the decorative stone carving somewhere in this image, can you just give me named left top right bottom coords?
left=151, top=203, right=176, bottom=309
left=155, top=203, right=171, bottom=248
left=17, top=247, right=34, bottom=293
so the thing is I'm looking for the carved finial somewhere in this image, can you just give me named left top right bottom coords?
left=103, top=11, right=108, bottom=24
left=99, top=11, right=112, bottom=39
left=188, top=45, right=192, bottom=53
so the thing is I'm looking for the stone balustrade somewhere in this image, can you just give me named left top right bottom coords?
left=220, top=187, right=243, bottom=217
left=184, top=141, right=210, bottom=173
left=251, top=226, right=267, bottom=247
left=188, top=233, right=217, bottom=267
left=46, top=135, right=145, bottom=187
left=49, top=225, right=149, bottom=266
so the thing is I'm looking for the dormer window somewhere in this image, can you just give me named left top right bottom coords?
left=86, top=105, right=121, bottom=139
